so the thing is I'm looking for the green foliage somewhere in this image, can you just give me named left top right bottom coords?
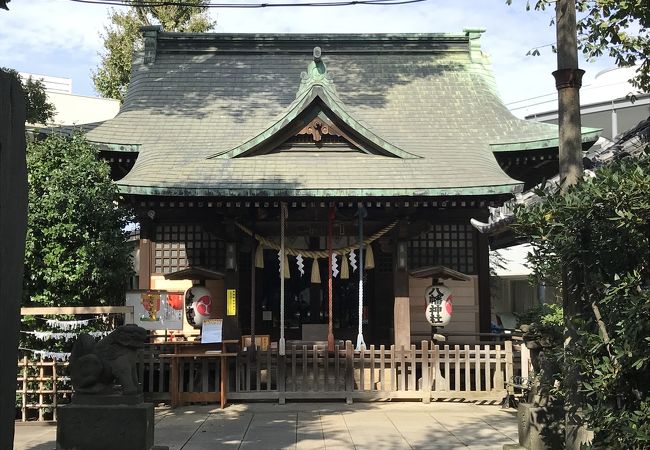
left=574, top=272, right=650, bottom=448
left=509, top=0, right=650, bottom=91
left=93, top=1, right=214, bottom=101
left=514, top=152, right=650, bottom=448
left=0, top=67, right=55, bottom=124
left=24, top=132, right=133, bottom=308
left=92, top=10, right=143, bottom=103
left=517, top=303, right=564, bottom=328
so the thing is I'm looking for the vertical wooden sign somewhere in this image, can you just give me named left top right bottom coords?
left=226, top=289, right=237, bottom=316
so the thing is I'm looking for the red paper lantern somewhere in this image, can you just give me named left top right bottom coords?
left=167, top=293, right=183, bottom=310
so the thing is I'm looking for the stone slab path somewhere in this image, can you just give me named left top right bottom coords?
left=14, top=401, right=518, bottom=450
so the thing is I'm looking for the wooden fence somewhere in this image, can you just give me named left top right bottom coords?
left=16, top=356, right=72, bottom=422
left=16, top=339, right=529, bottom=421
left=231, top=340, right=517, bottom=403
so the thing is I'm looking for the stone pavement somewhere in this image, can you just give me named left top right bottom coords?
left=14, top=401, right=518, bottom=450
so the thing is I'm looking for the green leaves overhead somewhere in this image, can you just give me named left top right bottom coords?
left=509, top=0, right=650, bottom=91
left=93, top=1, right=215, bottom=102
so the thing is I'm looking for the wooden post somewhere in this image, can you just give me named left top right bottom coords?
left=137, top=236, right=152, bottom=288
left=505, top=340, right=514, bottom=396
left=21, top=356, right=27, bottom=422
left=0, top=71, right=28, bottom=448
left=421, top=340, right=431, bottom=403
left=393, top=225, right=411, bottom=349
left=223, top=226, right=240, bottom=341
left=220, top=356, right=226, bottom=408
left=250, top=210, right=256, bottom=357
left=279, top=204, right=287, bottom=355
left=393, top=298, right=411, bottom=351
left=477, top=231, right=492, bottom=333
left=345, top=340, right=353, bottom=404
left=520, top=341, right=530, bottom=381
left=278, top=353, right=286, bottom=405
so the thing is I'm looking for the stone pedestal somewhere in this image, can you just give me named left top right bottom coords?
left=57, top=402, right=155, bottom=450
left=516, top=402, right=564, bottom=450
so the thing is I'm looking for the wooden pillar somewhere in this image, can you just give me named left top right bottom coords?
left=223, top=227, right=240, bottom=341
left=138, top=220, right=153, bottom=290
left=0, top=71, right=28, bottom=450
left=477, top=230, right=491, bottom=333
left=393, top=229, right=410, bottom=349
left=394, top=297, right=410, bottom=349
left=250, top=210, right=256, bottom=351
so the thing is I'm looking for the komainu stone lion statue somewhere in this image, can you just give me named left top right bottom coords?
left=70, top=324, right=148, bottom=395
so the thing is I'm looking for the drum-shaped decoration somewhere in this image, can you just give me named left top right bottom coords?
left=185, top=286, right=213, bottom=328
left=424, top=284, right=453, bottom=327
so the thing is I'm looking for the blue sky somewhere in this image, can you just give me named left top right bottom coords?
left=1, top=0, right=616, bottom=108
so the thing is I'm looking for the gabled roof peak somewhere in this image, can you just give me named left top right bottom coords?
left=207, top=48, right=421, bottom=160
left=296, top=46, right=338, bottom=99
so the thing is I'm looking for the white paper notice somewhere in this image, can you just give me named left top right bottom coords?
left=201, top=319, right=223, bottom=344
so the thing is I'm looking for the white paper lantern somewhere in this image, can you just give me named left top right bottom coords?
left=185, top=286, right=213, bottom=328
left=424, top=284, right=453, bottom=327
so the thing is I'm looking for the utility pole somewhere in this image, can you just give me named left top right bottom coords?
left=553, top=0, right=584, bottom=189
left=553, top=1, right=590, bottom=448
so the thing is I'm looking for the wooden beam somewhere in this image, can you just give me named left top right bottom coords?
left=20, top=306, right=135, bottom=324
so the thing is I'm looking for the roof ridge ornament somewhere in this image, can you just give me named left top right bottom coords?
left=296, top=46, right=338, bottom=98
left=141, top=25, right=162, bottom=64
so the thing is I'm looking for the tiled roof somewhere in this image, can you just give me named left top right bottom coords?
left=84, top=30, right=594, bottom=198
left=471, top=116, right=650, bottom=238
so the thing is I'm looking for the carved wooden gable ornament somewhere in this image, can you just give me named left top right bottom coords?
left=297, top=117, right=342, bottom=142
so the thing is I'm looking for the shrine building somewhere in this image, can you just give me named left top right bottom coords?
left=86, top=27, right=599, bottom=348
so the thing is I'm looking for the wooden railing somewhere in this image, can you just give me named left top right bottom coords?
left=15, top=339, right=529, bottom=421
left=139, top=343, right=173, bottom=402
left=231, top=340, right=517, bottom=404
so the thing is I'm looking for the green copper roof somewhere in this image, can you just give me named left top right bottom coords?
left=210, top=53, right=421, bottom=160
left=117, top=183, right=521, bottom=197
left=490, top=128, right=601, bottom=152
left=82, top=31, right=598, bottom=198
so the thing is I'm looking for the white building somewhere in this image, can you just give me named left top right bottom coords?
left=20, top=72, right=119, bottom=126
left=508, top=65, right=650, bottom=140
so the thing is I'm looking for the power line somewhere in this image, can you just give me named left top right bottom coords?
left=67, top=0, right=428, bottom=7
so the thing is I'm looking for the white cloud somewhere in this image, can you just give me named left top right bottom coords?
left=0, top=1, right=109, bottom=54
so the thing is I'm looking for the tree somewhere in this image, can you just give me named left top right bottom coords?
left=0, top=67, right=55, bottom=124
left=509, top=0, right=650, bottom=91
left=514, top=150, right=650, bottom=448
left=24, top=132, right=133, bottom=309
left=93, top=1, right=215, bottom=101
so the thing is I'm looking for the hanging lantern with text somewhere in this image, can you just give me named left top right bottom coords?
left=424, top=284, right=453, bottom=327
left=185, top=286, right=213, bottom=329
